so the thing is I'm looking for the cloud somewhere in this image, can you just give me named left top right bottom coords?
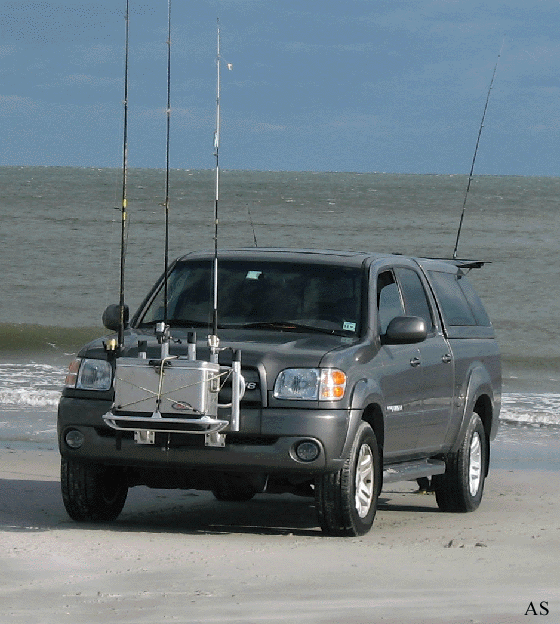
left=134, top=106, right=213, bottom=130
left=252, top=122, right=287, bottom=132
left=279, top=40, right=376, bottom=55
left=79, top=44, right=121, bottom=66
left=0, top=94, right=38, bottom=113
left=51, top=74, right=120, bottom=89
left=0, top=2, right=121, bottom=46
left=66, top=74, right=120, bottom=88
left=0, top=45, right=15, bottom=58
left=325, top=113, right=382, bottom=132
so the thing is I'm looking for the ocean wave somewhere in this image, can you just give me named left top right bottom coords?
left=0, top=394, right=553, bottom=426
left=0, top=388, right=60, bottom=408
left=0, top=362, right=64, bottom=409
left=0, top=359, right=559, bottom=427
left=501, top=393, right=560, bottom=427
left=0, top=323, right=105, bottom=352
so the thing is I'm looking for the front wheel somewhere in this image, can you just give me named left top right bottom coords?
left=61, top=458, right=128, bottom=522
left=433, top=411, right=487, bottom=512
left=315, top=422, right=380, bottom=536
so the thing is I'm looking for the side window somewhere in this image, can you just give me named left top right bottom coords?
left=427, top=271, right=477, bottom=326
left=377, top=270, right=405, bottom=334
left=394, top=268, right=434, bottom=332
left=457, top=276, right=491, bottom=327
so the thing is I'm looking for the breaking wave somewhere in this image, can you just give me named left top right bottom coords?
left=500, top=393, right=560, bottom=427
left=0, top=362, right=64, bottom=409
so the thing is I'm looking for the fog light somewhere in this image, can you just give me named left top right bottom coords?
left=65, top=429, right=85, bottom=449
left=295, top=440, right=320, bottom=462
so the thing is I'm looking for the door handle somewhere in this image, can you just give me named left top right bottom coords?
left=442, top=354, right=452, bottom=364
left=410, top=357, right=421, bottom=367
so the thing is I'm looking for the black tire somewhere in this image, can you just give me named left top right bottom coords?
left=433, top=411, right=487, bottom=512
left=211, top=474, right=256, bottom=502
left=315, top=421, right=380, bottom=536
left=61, top=458, right=128, bottom=522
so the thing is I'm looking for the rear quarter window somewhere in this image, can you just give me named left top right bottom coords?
left=456, top=275, right=492, bottom=326
left=427, top=271, right=490, bottom=327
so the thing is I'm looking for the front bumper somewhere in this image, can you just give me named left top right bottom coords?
left=57, top=396, right=353, bottom=474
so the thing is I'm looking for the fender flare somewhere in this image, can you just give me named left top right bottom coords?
left=449, top=363, right=498, bottom=455
left=339, top=379, right=385, bottom=462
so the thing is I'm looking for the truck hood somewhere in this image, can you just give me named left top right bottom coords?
left=78, top=326, right=360, bottom=389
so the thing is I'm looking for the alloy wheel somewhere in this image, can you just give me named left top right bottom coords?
left=468, top=432, right=482, bottom=497
left=355, top=444, right=375, bottom=518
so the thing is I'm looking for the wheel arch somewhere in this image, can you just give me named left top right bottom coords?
left=361, top=403, right=384, bottom=453
left=346, top=380, right=385, bottom=457
left=473, top=393, right=493, bottom=476
left=341, top=380, right=385, bottom=494
left=449, top=360, right=499, bottom=449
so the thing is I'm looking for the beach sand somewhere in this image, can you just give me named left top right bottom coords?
left=0, top=444, right=558, bottom=624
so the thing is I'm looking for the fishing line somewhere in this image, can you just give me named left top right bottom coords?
left=453, top=42, right=503, bottom=260
left=118, top=0, right=130, bottom=349
left=163, top=0, right=172, bottom=321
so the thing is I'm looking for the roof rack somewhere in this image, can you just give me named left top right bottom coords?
left=419, top=257, right=487, bottom=269
left=451, top=259, right=487, bottom=269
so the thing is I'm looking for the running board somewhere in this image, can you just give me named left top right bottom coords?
left=383, top=459, right=446, bottom=484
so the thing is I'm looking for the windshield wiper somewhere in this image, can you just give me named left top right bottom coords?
left=169, top=319, right=210, bottom=328
left=223, top=321, right=342, bottom=335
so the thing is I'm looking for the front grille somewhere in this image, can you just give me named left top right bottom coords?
left=219, top=366, right=264, bottom=407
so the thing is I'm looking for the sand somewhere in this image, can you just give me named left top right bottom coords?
left=0, top=445, right=559, bottom=624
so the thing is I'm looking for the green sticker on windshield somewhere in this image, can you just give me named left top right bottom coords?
left=343, top=321, right=356, bottom=332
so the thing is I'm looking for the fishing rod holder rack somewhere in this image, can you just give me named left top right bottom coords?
left=103, top=329, right=244, bottom=448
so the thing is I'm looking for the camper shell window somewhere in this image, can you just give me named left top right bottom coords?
left=427, top=270, right=491, bottom=328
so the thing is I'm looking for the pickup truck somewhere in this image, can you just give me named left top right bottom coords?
left=58, top=248, right=501, bottom=536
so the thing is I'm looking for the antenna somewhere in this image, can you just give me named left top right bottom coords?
left=453, top=43, right=503, bottom=259
left=163, top=0, right=172, bottom=321
left=118, top=0, right=130, bottom=349
left=247, top=204, right=259, bottom=247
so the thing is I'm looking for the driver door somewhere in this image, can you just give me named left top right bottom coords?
left=376, top=269, right=424, bottom=460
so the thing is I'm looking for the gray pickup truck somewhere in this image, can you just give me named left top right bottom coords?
left=58, top=248, right=501, bottom=536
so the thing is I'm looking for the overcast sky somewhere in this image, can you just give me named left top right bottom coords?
left=1, top=1, right=558, bottom=175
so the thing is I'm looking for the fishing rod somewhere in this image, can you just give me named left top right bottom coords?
left=118, top=0, right=130, bottom=349
left=163, top=0, right=172, bottom=321
left=210, top=19, right=222, bottom=352
left=453, top=45, right=502, bottom=260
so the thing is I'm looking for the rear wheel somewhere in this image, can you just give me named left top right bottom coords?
left=315, top=422, right=380, bottom=536
left=433, top=411, right=487, bottom=512
left=61, top=458, right=128, bottom=522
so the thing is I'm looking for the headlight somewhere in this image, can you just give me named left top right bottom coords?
left=65, top=358, right=113, bottom=391
left=273, top=368, right=346, bottom=401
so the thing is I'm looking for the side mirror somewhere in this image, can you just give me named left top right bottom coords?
left=102, top=304, right=129, bottom=332
left=383, top=316, right=427, bottom=345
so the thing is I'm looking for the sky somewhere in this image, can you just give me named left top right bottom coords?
left=0, top=0, right=559, bottom=176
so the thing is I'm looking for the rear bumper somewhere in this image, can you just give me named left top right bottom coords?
left=57, top=397, right=352, bottom=474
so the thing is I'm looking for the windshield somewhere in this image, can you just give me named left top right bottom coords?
left=138, top=259, right=364, bottom=337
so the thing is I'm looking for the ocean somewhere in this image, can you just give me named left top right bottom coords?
left=1, top=166, right=559, bottom=445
